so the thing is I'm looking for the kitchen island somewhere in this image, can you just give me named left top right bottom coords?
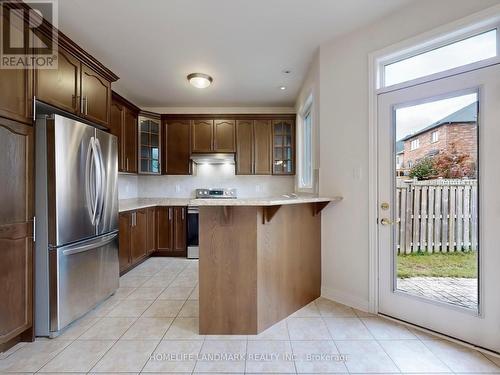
left=196, top=196, right=340, bottom=334
left=119, top=196, right=341, bottom=334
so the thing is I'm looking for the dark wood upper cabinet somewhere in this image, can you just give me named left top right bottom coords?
left=130, top=209, right=148, bottom=263
left=191, top=120, right=214, bottom=152
left=156, top=207, right=174, bottom=253
left=214, top=119, right=235, bottom=152
left=192, top=119, right=236, bottom=153
left=110, top=100, right=125, bottom=171
left=138, top=114, right=161, bottom=174
left=272, top=119, right=295, bottom=175
left=0, top=10, right=32, bottom=124
left=80, top=64, right=111, bottom=128
left=111, top=92, right=139, bottom=174
left=254, top=120, right=272, bottom=175
left=36, top=48, right=80, bottom=115
left=123, top=109, right=138, bottom=173
left=164, top=119, right=191, bottom=175
left=0, top=119, right=33, bottom=345
left=173, top=207, right=187, bottom=253
left=236, top=120, right=253, bottom=175
left=118, top=212, right=132, bottom=273
left=235, top=119, right=272, bottom=175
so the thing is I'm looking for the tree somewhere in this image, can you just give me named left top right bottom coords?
left=433, top=142, right=476, bottom=179
left=409, top=157, right=436, bottom=180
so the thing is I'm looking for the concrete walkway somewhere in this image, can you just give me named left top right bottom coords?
left=397, top=277, right=478, bottom=310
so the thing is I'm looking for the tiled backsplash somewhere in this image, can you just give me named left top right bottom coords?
left=118, top=164, right=295, bottom=199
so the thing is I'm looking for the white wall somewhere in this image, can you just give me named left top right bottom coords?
left=315, top=0, right=500, bottom=310
left=118, top=166, right=294, bottom=199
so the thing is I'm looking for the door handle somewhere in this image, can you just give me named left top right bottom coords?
left=380, top=218, right=394, bottom=225
left=94, top=138, right=106, bottom=227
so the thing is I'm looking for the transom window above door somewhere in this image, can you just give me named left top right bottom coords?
left=379, top=26, right=499, bottom=89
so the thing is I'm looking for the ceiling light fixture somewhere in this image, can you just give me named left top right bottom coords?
left=187, top=73, right=213, bottom=89
left=279, top=86, right=287, bottom=90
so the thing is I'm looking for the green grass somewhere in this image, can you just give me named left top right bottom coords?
left=397, top=251, right=477, bottom=279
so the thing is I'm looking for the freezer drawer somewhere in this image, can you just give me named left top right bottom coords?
left=49, top=232, right=119, bottom=334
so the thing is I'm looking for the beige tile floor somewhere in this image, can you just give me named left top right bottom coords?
left=1, top=257, right=499, bottom=374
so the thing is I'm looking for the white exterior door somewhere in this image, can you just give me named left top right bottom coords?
left=377, top=63, right=500, bottom=353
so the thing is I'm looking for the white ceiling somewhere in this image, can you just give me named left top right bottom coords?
left=58, top=0, right=413, bottom=108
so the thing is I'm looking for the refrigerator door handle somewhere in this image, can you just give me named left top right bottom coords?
left=61, top=232, right=118, bottom=256
left=85, top=137, right=98, bottom=225
left=93, top=138, right=106, bottom=226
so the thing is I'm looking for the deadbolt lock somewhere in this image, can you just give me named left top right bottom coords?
left=381, top=202, right=390, bottom=210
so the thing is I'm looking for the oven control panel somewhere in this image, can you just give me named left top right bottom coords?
left=195, top=188, right=237, bottom=199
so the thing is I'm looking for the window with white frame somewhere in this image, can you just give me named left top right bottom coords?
left=381, top=27, right=498, bottom=88
left=431, top=130, right=439, bottom=143
left=410, top=139, right=420, bottom=150
left=299, top=104, right=313, bottom=189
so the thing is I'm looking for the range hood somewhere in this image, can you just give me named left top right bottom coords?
left=190, top=153, right=235, bottom=165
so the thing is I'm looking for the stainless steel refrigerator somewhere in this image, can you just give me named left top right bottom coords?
left=35, top=113, right=119, bottom=337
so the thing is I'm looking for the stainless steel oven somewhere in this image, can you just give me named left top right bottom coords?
left=187, top=207, right=199, bottom=259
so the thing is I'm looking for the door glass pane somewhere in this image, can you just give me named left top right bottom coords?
left=393, top=91, right=479, bottom=311
left=385, top=29, right=497, bottom=87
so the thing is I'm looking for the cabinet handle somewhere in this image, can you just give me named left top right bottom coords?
left=181, top=209, right=184, bottom=220
left=80, top=96, right=84, bottom=113
left=168, top=208, right=172, bottom=221
left=126, top=157, right=129, bottom=171
left=85, top=96, right=88, bottom=115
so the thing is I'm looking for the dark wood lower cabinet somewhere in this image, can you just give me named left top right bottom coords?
left=131, top=209, right=148, bottom=263
left=119, top=212, right=132, bottom=273
left=119, top=208, right=155, bottom=274
left=147, top=207, right=156, bottom=255
left=0, top=119, right=34, bottom=349
left=156, top=206, right=187, bottom=256
left=156, top=207, right=173, bottom=253
left=119, top=206, right=187, bottom=274
left=173, top=207, right=187, bottom=254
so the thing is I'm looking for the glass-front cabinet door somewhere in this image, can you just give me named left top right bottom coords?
left=272, top=119, right=295, bottom=175
left=138, top=115, right=161, bottom=174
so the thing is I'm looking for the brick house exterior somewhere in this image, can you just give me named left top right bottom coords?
left=397, top=103, right=477, bottom=176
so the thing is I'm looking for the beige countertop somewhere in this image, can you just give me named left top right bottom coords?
left=119, top=196, right=342, bottom=212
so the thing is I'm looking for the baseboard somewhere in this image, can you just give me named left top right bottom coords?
left=321, top=286, right=370, bottom=312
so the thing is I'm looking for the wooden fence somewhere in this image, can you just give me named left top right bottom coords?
left=395, top=179, right=478, bottom=254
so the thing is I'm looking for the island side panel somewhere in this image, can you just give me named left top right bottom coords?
left=257, top=203, right=321, bottom=332
left=199, top=206, right=258, bottom=334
